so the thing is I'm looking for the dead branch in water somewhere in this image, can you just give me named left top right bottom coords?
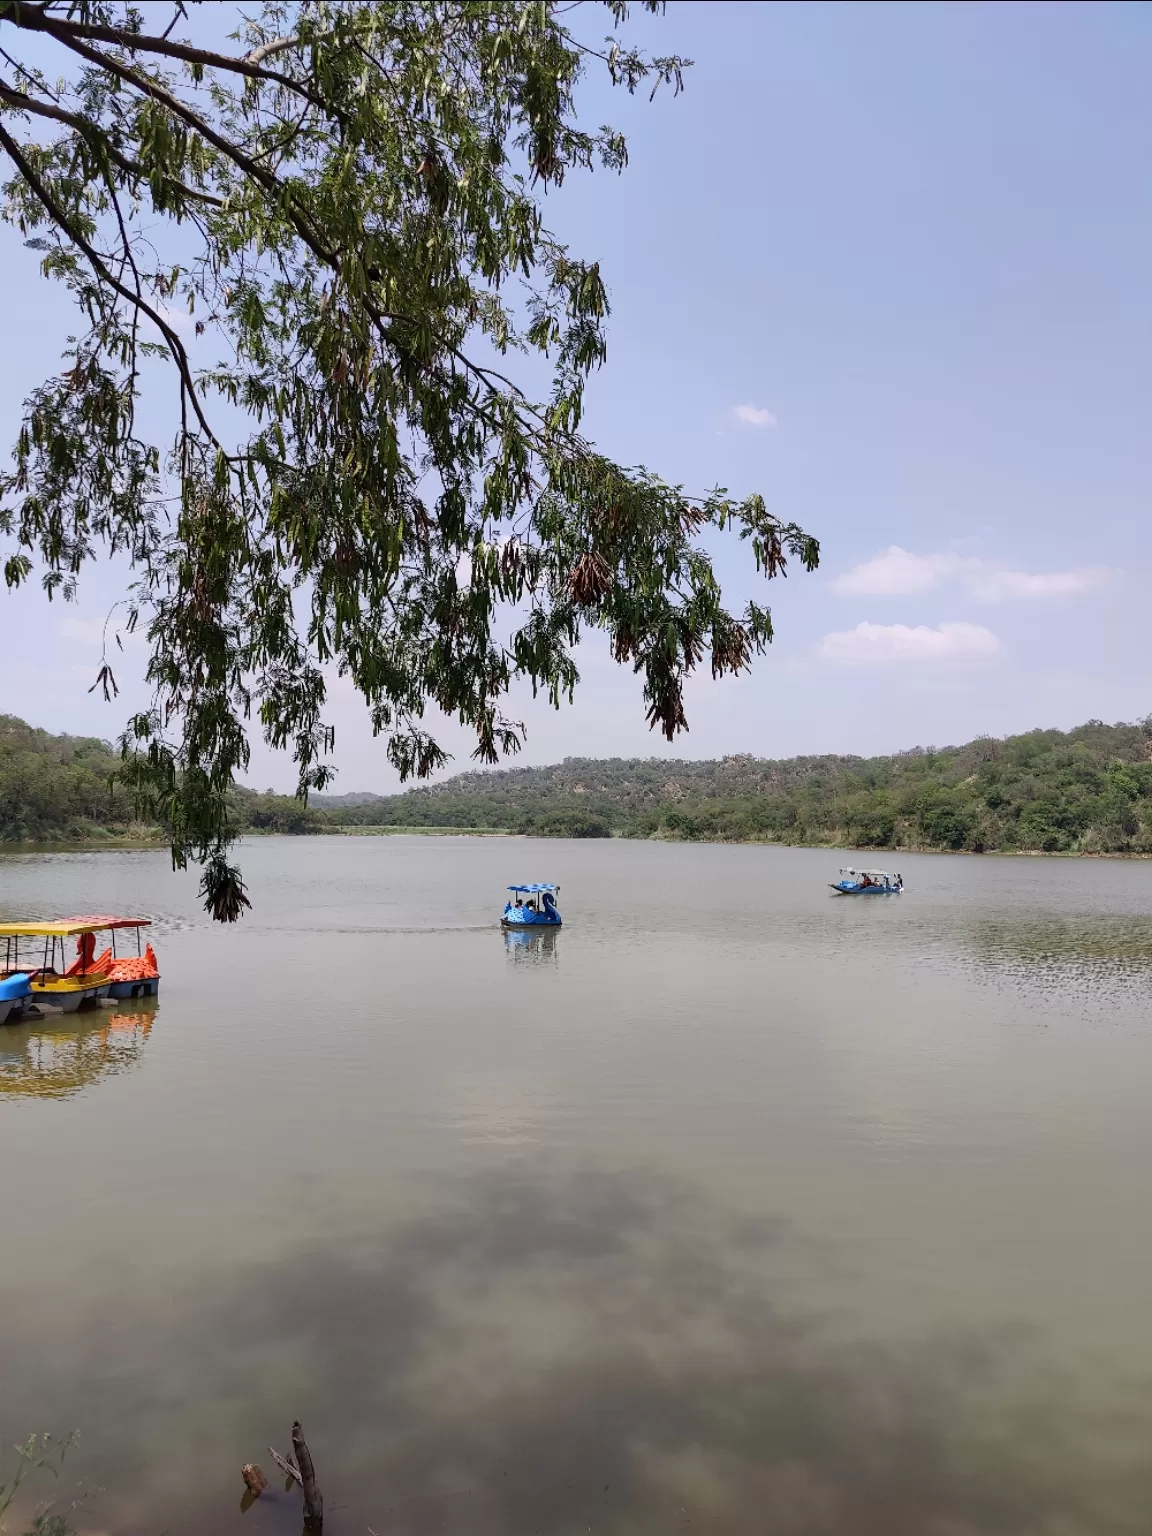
left=292, top=1420, right=323, bottom=1529
left=241, top=1463, right=268, bottom=1495
left=269, top=1445, right=303, bottom=1486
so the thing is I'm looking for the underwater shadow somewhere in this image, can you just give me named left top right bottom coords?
left=7, top=1164, right=1152, bottom=1535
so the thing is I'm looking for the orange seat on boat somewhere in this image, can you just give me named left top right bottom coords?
left=64, top=933, right=111, bottom=978
left=107, top=944, right=160, bottom=983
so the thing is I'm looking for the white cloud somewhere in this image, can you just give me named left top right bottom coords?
left=966, top=567, right=1109, bottom=601
left=819, top=621, right=1003, bottom=665
left=732, top=402, right=777, bottom=428
left=832, top=545, right=1111, bottom=602
left=834, top=547, right=961, bottom=596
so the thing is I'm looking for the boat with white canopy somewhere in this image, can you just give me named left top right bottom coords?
left=830, top=868, right=904, bottom=895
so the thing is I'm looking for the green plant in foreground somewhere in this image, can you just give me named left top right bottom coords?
left=0, top=1435, right=78, bottom=1536
left=0, top=0, right=819, bottom=920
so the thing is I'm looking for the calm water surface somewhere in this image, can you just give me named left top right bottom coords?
left=2, top=838, right=1151, bottom=1534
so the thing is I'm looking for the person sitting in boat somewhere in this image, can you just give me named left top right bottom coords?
left=859, top=873, right=872, bottom=888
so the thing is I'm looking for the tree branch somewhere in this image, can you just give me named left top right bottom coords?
left=5, top=33, right=550, bottom=450
left=0, top=81, right=225, bottom=205
left=245, top=31, right=334, bottom=66
left=2, top=1, right=329, bottom=110
left=22, top=24, right=343, bottom=275
left=101, top=164, right=144, bottom=433
left=0, top=119, right=222, bottom=450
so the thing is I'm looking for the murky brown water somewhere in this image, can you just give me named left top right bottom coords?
left=2, top=838, right=1151, bottom=1534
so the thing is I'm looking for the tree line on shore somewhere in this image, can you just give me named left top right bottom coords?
left=5, top=713, right=1152, bottom=856
left=0, top=716, right=318, bottom=843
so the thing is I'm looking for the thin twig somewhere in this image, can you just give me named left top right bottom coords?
left=268, top=1445, right=303, bottom=1485
left=159, top=4, right=186, bottom=44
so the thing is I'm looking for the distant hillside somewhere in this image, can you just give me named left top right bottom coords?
left=6, top=714, right=1152, bottom=855
left=321, top=718, right=1152, bottom=854
left=0, top=715, right=325, bottom=842
left=0, top=715, right=144, bottom=841
left=311, top=791, right=386, bottom=808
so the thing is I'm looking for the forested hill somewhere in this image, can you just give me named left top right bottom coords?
left=5, top=714, right=1152, bottom=854
left=0, top=716, right=325, bottom=841
left=0, top=716, right=140, bottom=841
left=318, top=718, right=1152, bottom=854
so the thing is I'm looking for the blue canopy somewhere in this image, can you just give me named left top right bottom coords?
left=507, top=883, right=557, bottom=893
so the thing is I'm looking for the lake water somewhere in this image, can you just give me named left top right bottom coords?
left=2, top=837, right=1152, bottom=1534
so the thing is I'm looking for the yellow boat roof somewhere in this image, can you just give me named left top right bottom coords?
left=0, top=921, right=112, bottom=938
left=0, top=916, right=151, bottom=938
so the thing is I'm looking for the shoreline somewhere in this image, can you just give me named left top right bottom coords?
left=2, top=831, right=1149, bottom=860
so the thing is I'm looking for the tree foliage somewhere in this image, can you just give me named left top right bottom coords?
left=0, top=0, right=819, bottom=918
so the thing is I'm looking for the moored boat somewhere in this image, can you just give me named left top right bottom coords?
left=501, top=883, right=562, bottom=928
left=830, top=868, right=904, bottom=895
left=0, top=972, right=33, bottom=1025
left=61, top=916, right=161, bottom=998
left=0, top=922, right=113, bottom=1012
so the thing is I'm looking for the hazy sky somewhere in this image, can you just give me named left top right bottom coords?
left=1, top=1, right=1148, bottom=791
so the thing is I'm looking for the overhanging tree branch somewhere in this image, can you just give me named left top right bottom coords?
left=1, top=1, right=330, bottom=110
left=0, top=80, right=225, bottom=205
left=0, top=119, right=221, bottom=448
left=0, top=1, right=818, bottom=922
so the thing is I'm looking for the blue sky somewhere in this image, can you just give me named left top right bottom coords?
left=0, top=1, right=1148, bottom=790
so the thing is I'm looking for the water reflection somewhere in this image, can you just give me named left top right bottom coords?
left=503, top=926, right=559, bottom=966
left=9, top=1165, right=1151, bottom=1536
left=0, top=1004, right=156, bottom=1099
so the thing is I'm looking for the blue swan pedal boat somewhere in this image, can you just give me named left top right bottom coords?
left=0, top=972, right=33, bottom=1025
left=502, top=883, right=562, bottom=928
left=830, top=868, right=904, bottom=895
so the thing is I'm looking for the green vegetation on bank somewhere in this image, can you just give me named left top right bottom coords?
left=318, top=717, right=1152, bottom=855
left=5, top=715, right=1152, bottom=855
left=0, top=716, right=323, bottom=843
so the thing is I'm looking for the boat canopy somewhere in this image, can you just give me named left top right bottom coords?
left=0, top=921, right=110, bottom=939
left=507, top=883, right=558, bottom=894
left=0, top=917, right=151, bottom=938
left=60, top=915, right=152, bottom=931
left=839, top=869, right=897, bottom=878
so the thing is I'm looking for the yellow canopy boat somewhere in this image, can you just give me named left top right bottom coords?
left=0, top=921, right=114, bottom=1013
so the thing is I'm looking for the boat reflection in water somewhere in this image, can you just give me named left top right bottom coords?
left=503, top=925, right=559, bottom=967
left=0, top=1002, right=156, bottom=1100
